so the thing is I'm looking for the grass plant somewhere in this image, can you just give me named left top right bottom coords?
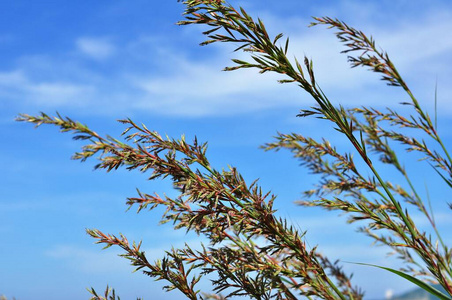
left=16, top=0, right=452, bottom=299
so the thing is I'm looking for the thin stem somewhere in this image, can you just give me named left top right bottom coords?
left=368, top=163, right=418, bottom=240
left=405, top=173, right=446, bottom=251
left=323, top=274, right=349, bottom=300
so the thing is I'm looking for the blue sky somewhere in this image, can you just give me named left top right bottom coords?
left=2, top=1, right=452, bottom=299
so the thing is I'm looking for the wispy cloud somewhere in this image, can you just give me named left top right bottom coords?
left=2, top=4, right=451, bottom=117
left=0, top=69, right=94, bottom=106
left=76, top=37, right=116, bottom=60
left=265, top=7, right=452, bottom=107
left=129, top=50, right=302, bottom=116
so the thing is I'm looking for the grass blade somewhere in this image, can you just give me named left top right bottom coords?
left=352, top=262, right=452, bottom=300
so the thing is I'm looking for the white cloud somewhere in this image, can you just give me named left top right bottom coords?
left=101, top=8, right=452, bottom=116
left=28, top=82, right=94, bottom=105
left=0, top=69, right=94, bottom=106
left=129, top=52, right=303, bottom=116
left=76, top=37, right=116, bottom=60
left=0, top=70, right=25, bottom=85
left=264, top=9, right=452, bottom=107
left=3, top=4, right=452, bottom=117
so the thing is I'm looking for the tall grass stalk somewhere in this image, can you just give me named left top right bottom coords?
left=16, top=0, right=452, bottom=299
